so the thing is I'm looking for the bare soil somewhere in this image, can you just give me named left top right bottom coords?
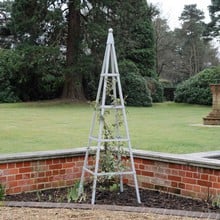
left=4, top=185, right=220, bottom=213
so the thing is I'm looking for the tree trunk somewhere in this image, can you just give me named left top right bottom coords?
left=62, top=0, right=85, bottom=100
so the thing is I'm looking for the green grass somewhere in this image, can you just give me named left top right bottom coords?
left=0, top=101, right=219, bottom=154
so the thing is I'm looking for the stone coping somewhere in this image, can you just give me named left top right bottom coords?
left=1, top=148, right=220, bottom=169
left=0, top=148, right=86, bottom=164
left=134, top=150, right=220, bottom=169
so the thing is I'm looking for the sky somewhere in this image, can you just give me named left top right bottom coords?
left=147, top=0, right=211, bottom=30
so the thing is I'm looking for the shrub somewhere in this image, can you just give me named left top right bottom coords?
left=174, top=66, right=220, bottom=105
left=145, top=77, right=163, bottom=102
left=119, top=60, right=152, bottom=106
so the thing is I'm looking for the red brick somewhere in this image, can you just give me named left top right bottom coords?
left=0, top=176, right=6, bottom=183
left=37, top=184, right=45, bottom=190
left=136, top=170, right=141, bottom=175
left=170, top=169, right=179, bottom=175
left=52, top=170, right=59, bottom=175
left=202, top=168, right=213, bottom=175
left=0, top=164, right=7, bottom=169
left=44, top=183, right=52, bottom=188
left=53, top=159, right=60, bottom=164
left=192, top=172, right=200, bottom=179
left=59, top=169, right=65, bottom=175
left=59, top=158, right=65, bottom=163
left=179, top=170, right=186, bottom=177
left=185, top=172, right=193, bottom=178
left=213, top=182, right=220, bottom=188
left=182, top=189, right=196, bottom=198
left=209, top=175, right=217, bottom=182
left=4, top=168, right=19, bottom=175
left=49, top=164, right=62, bottom=170
left=168, top=175, right=181, bottom=182
left=139, top=164, right=145, bottom=170
left=46, top=171, right=52, bottom=176
left=7, top=176, right=15, bottom=181
left=12, top=187, right=22, bottom=194
left=19, top=167, right=32, bottom=173
left=182, top=165, right=197, bottom=172
left=38, top=172, right=45, bottom=177
left=168, top=187, right=181, bottom=194
left=21, top=186, right=31, bottom=192
left=66, top=158, right=74, bottom=162
left=134, top=158, right=143, bottom=164
left=169, top=164, right=182, bottom=169
left=214, top=170, right=220, bottom=175
left=185, top=184, right=193, bottom=191
left=23, top=161, right=31, bottom=167
left=143, top=160, right=154, bottom=165
left=16, top=174, right=23, bottom=180
left=7, top=163, right=15, bottom=168
left=183, top=177, right=196, bottom=184
left=155, top=173, right=167, bottom=179
left=141, top=171, right=154, bottom=177
left=8, top=181, right=18, bottom=188
left=48, top=176, right=54, bottom=182
left=75, top=161, right=83, bottom=167
left=46, top=160, right=53, bottom=165
left=66, top=180, right=75, bottom=186
left=178, top=183, right=185, bottom=189
left=30, top=185, right=37, bottom=191
left=16, top=162, right=24, bottom=168
left=63, top=162, right=75, bottom=168
left=171, top=182, right=178, bottom=187
left=201, top=174, right=209, bottom=180
left=197, top=180, right=212, bottom=187
left=51, top=182, right=59, bottom=188
left=37, top=177, right=49, bottom=183
left=142, top=182, right=154, bottom=189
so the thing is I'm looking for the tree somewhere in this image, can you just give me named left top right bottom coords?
left=10, top=0, right=85, bottom=100
left=62, top=0, right=85, bottom=100
left=153, top=17, right=174, bottom=76
left=172, top=4, right=219, bottom=81
left=178, top=4, right=206, bottom=77
left=0, top=0, right=14, bottom=48
left=81, top=0, right=159, bottom=103
left=151, top=3, right=219, bottom=85
left=8, top=0, right=158, bottom=104
left=207, top=0, right=220, bottom=39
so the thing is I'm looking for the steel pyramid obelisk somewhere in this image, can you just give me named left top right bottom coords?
left=78, top=28, right=141, bottom=205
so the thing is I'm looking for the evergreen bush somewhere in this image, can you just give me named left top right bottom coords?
left=119, top=60, right=152, bottom=106
left=174, top=66, right=220, bottom=105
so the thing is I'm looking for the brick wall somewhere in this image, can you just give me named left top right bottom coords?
left=129, top=158, right=220, bottom=200
left=0, top=156, right=84, bottom=195
left=0, top=149, right=220, bottom=200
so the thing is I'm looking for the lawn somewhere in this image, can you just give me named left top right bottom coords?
left=0, top=101, right=219, bottom=154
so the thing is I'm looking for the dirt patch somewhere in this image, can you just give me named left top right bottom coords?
left=4, top=185, right=220, bottom=213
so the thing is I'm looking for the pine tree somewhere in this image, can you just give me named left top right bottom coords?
left=207, top=0, right=220, bottom=38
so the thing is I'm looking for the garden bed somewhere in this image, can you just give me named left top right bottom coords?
left=4, top=185, right=220, bottom=213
